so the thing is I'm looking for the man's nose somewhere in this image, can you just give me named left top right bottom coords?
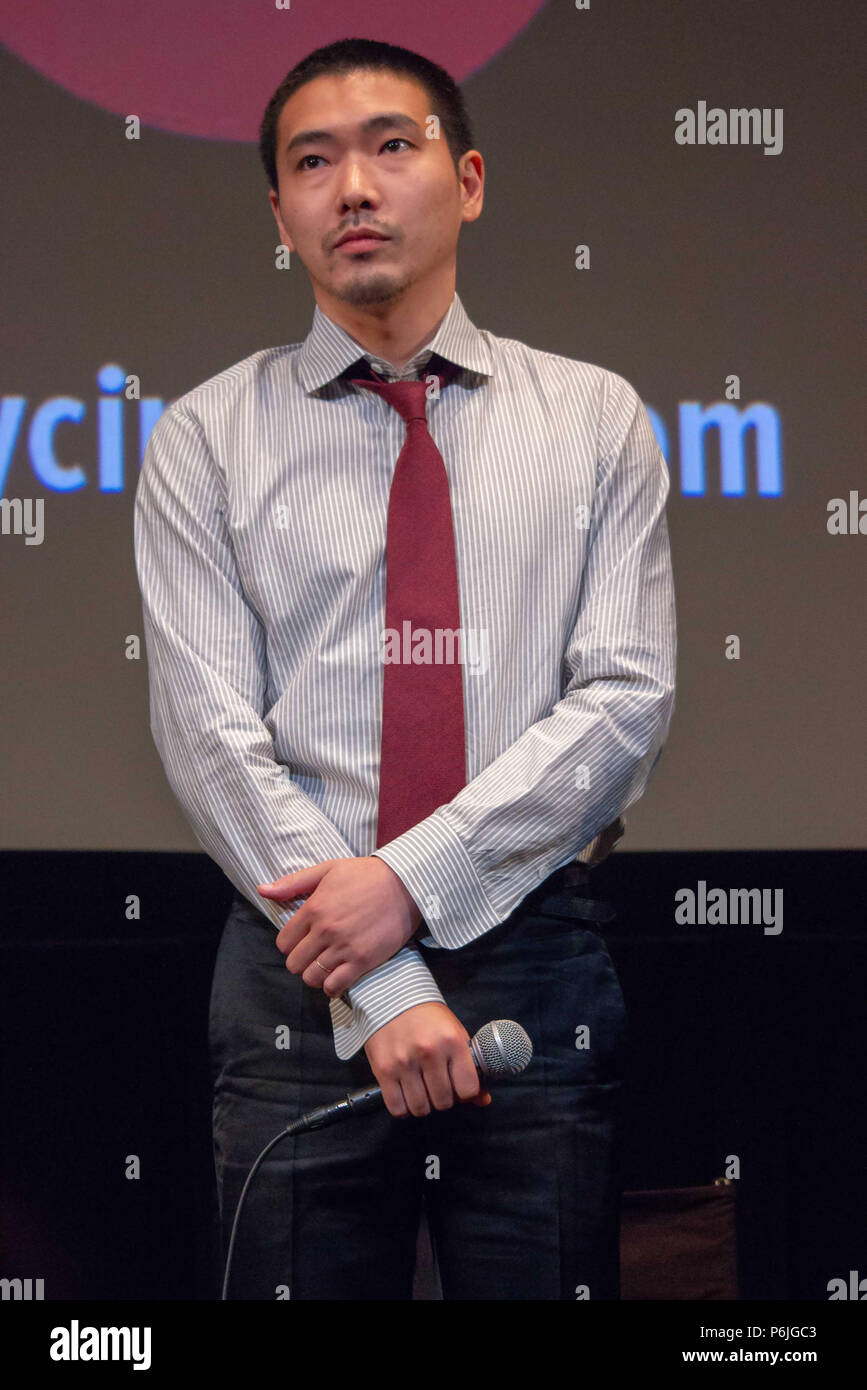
left=338, top=159, right=379, bottom=208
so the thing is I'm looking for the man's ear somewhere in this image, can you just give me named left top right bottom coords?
left=268, top=190, right=295, bottom=253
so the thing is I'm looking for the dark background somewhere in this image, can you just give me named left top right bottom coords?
left=2, top=849, right=863, bottom=1299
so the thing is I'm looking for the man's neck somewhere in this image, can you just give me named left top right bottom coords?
left=313, top=280, right=455, bottom=374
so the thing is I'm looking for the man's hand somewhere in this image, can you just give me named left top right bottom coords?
left=363, top=1003, right=493, bottom=1118
left=257, top=856, right=423, bottom=996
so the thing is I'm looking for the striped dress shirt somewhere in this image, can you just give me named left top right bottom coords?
left=133, top=290, right=676, bottom=1060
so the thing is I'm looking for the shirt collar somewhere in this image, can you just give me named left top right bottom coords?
left=296, top=290, right=494, bottom=391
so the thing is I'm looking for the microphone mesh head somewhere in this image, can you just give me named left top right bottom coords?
left=470, top=1020, right=533, bottom=1078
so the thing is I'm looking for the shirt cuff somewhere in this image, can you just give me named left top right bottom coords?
left=328, top=946, right=446, bottom=1060
left=372, top=813, right=502, bottom=950
left=373, top=813, right=629, bottom=952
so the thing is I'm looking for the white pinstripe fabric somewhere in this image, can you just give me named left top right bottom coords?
left=133, top=292, right=676, bottom=1059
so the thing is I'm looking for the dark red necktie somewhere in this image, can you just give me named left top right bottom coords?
left=350, top=359, right=466, bottom=848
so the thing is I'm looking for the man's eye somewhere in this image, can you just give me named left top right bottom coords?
left=296, top=138, right=412, bottom=170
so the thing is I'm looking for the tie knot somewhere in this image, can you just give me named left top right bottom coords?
left=349, top=358, right=459, bottom=423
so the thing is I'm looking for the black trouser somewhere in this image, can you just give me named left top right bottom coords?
left=209, top=864, right=629, bottom=1300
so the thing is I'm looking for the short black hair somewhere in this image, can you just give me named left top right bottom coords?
left=258, top=37, right=475, bottom=193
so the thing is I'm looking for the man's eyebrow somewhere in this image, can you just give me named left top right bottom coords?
left=285, top=112, right=424, bottom=156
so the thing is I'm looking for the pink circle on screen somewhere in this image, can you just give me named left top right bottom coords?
left=0, top=1, right=548, bottom=141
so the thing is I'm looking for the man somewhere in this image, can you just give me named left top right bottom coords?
left=133, top=37, right=676, bottom=1300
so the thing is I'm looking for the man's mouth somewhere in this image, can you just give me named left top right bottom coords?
left=335, top=229, right=390, bottom=252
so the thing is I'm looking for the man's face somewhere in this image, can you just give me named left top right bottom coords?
left=268, top=69, right=482, bottom=308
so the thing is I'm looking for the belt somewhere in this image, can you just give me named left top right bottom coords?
left=416, top=861, right=616, bottom=956
left=516, top=860, right=617, bottom=925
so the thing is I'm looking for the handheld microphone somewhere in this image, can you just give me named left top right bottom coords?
left=291, top=1017, right=533, bottom=1133
left=220, top=1018, right=533, bottom=1297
